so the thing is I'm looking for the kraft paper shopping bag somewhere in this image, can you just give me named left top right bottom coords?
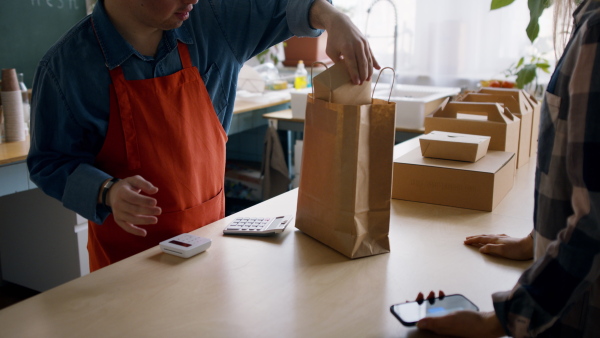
left=295, top=65, right=396, bottom=259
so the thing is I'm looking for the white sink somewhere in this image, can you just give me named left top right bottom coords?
left=374, top=84, right=461, bottom=130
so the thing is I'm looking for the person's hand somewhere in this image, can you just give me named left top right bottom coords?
left=417, top=310, right=505, bottom=338
left=413, top=291, right=505, bottom=338
left=309, top=0, right=381, bottom=85
left=322, top=13, right=380, bottom=85
left=464, top=233, right=533, bottom=261
left=106, top=175, right=162, bottom=237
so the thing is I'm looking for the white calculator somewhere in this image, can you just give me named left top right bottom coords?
left=159, top=234, right=211, bottom=258
left=223, top=215, right=294, bottom=236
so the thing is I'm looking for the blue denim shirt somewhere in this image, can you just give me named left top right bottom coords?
left=28, top=0, right=326, bottom=224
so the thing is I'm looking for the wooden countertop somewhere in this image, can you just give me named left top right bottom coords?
left=0, top=139, right=535, bottom=337
left=233, top=97, right=290, bottom=114
left=0, top=138, right=29, bottom=166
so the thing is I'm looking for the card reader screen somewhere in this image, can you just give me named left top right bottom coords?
left=169, top=240, right=191, bottom=247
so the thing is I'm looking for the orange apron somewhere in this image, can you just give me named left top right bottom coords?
left=88, top=42, right=227, bottom=271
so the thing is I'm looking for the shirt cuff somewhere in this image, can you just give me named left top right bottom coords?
left=63, top=163, right=112, bottom=224
left=286, top=0, right=332, bottom=37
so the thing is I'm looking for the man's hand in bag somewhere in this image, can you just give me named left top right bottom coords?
left=309, top=0, right=381, bottom=85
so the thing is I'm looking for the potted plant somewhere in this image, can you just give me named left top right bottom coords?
left=255, top=43, right=284, bottom=66
left=283, top=4, right=360, bottom=68
left=485, top=0, right=553, bottom=96
left=282, top=31, right=330, bottom=67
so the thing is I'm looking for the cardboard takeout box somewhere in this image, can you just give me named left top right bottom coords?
left=392, top=147, right=516, bottom=211
left=458, top=92, right=532, bottom=168
left=312, top=61, right=372, bottom=106
left=478, top=87, right=541, bottom=157
left=424, top=99, right=520, bottom=156
left=419, top=131, right=491, bottom=163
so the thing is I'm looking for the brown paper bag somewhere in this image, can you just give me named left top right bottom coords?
left=295, top=66, right=396, bottom=259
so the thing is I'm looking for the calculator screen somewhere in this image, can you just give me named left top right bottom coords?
left=169, top=240, right=191, bottom=247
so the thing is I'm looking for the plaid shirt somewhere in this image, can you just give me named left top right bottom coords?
left=492, top=1, right=600, bottom=337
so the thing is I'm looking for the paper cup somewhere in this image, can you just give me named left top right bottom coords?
left=1, top=69, right=20, bottom=92
left=0, top=91, right=25, bottom=142
left=0, top=105, right=4, bottom=144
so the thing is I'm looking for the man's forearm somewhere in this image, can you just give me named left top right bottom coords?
left=309, top=0, right=338, bottom=30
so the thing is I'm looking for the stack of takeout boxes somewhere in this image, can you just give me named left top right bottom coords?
left=391, top=88, right=540, bottom=211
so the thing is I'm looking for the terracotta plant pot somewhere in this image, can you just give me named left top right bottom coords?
left=283, top=32, right=331, bottom=67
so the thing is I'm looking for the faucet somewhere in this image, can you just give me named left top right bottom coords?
left=365, top=0, right=399, bottom=71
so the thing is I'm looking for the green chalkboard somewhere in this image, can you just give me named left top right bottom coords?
left=0, top=0, right=88, bottom=88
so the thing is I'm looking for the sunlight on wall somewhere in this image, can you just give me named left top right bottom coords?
left=340, top=0, right=555, bottom=81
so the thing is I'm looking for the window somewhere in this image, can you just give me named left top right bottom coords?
left=343, top=0, right=554, bottom=86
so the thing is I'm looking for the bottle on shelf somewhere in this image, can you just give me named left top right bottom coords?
left=18, top=73, right=30, bottom=134
left=294, top=60, right=308, bottom=90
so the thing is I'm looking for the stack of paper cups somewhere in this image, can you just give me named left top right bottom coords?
left=0, top=104, right=4, bottom=144
left=1, top=68, right=25, bottom=142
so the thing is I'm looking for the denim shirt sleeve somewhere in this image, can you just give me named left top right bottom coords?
left=287, top=0, right=332, bottom=37
left=28, top=56, right=112, bottom=224
left=208, top=0, right=330, bottom=63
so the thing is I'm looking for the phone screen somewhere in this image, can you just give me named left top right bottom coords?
left=390, top=294, right=479, bottom=326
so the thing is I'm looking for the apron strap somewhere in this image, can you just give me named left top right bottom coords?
left=177, top=42, right=193, bottom=69
left=109, top=66, right=142, bottom=170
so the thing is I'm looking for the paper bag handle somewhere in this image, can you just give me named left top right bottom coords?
left=311, top=61, right=332, bottom=102
left=372, top=67, right=396, bottom=103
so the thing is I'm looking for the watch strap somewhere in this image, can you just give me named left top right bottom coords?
left=101, top=178, right=120, bottom=208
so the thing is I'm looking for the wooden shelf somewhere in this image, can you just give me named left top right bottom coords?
left=0, top=137, right=29, bottom=166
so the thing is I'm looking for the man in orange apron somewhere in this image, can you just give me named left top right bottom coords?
left=88, top=40, right=227, bottom=270
left=28, top=0, right=380, bottom=271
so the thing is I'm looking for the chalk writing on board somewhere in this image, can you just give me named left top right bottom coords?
left=31, top=0, right=80, bottom=10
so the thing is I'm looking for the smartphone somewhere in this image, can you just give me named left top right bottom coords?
left=390, top=294, right=479, bottom=326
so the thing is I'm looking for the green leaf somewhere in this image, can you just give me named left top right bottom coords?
left=526, top=19, right=541, bottom=43
left=536, top=63, right=551, bottom=73
left=491, top=0, right=516, bottom=10
left=516, top=57, right=525, bottom=69
left=526, top=0, right=552, bottom=42
left=516, top=64, right=537, bottom=88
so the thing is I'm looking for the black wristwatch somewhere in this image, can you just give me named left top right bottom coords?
left=101, top=178, right=120, bottom=207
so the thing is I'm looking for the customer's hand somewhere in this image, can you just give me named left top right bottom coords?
left=106, top=175, right=162, bottom=237
left=417, top=310, right=505, bottom=338
left=309, top=0, right=381, bottom=85
left=464, top=233, right=533, bottom=261
left=411, top=291, right=504, bottom=337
